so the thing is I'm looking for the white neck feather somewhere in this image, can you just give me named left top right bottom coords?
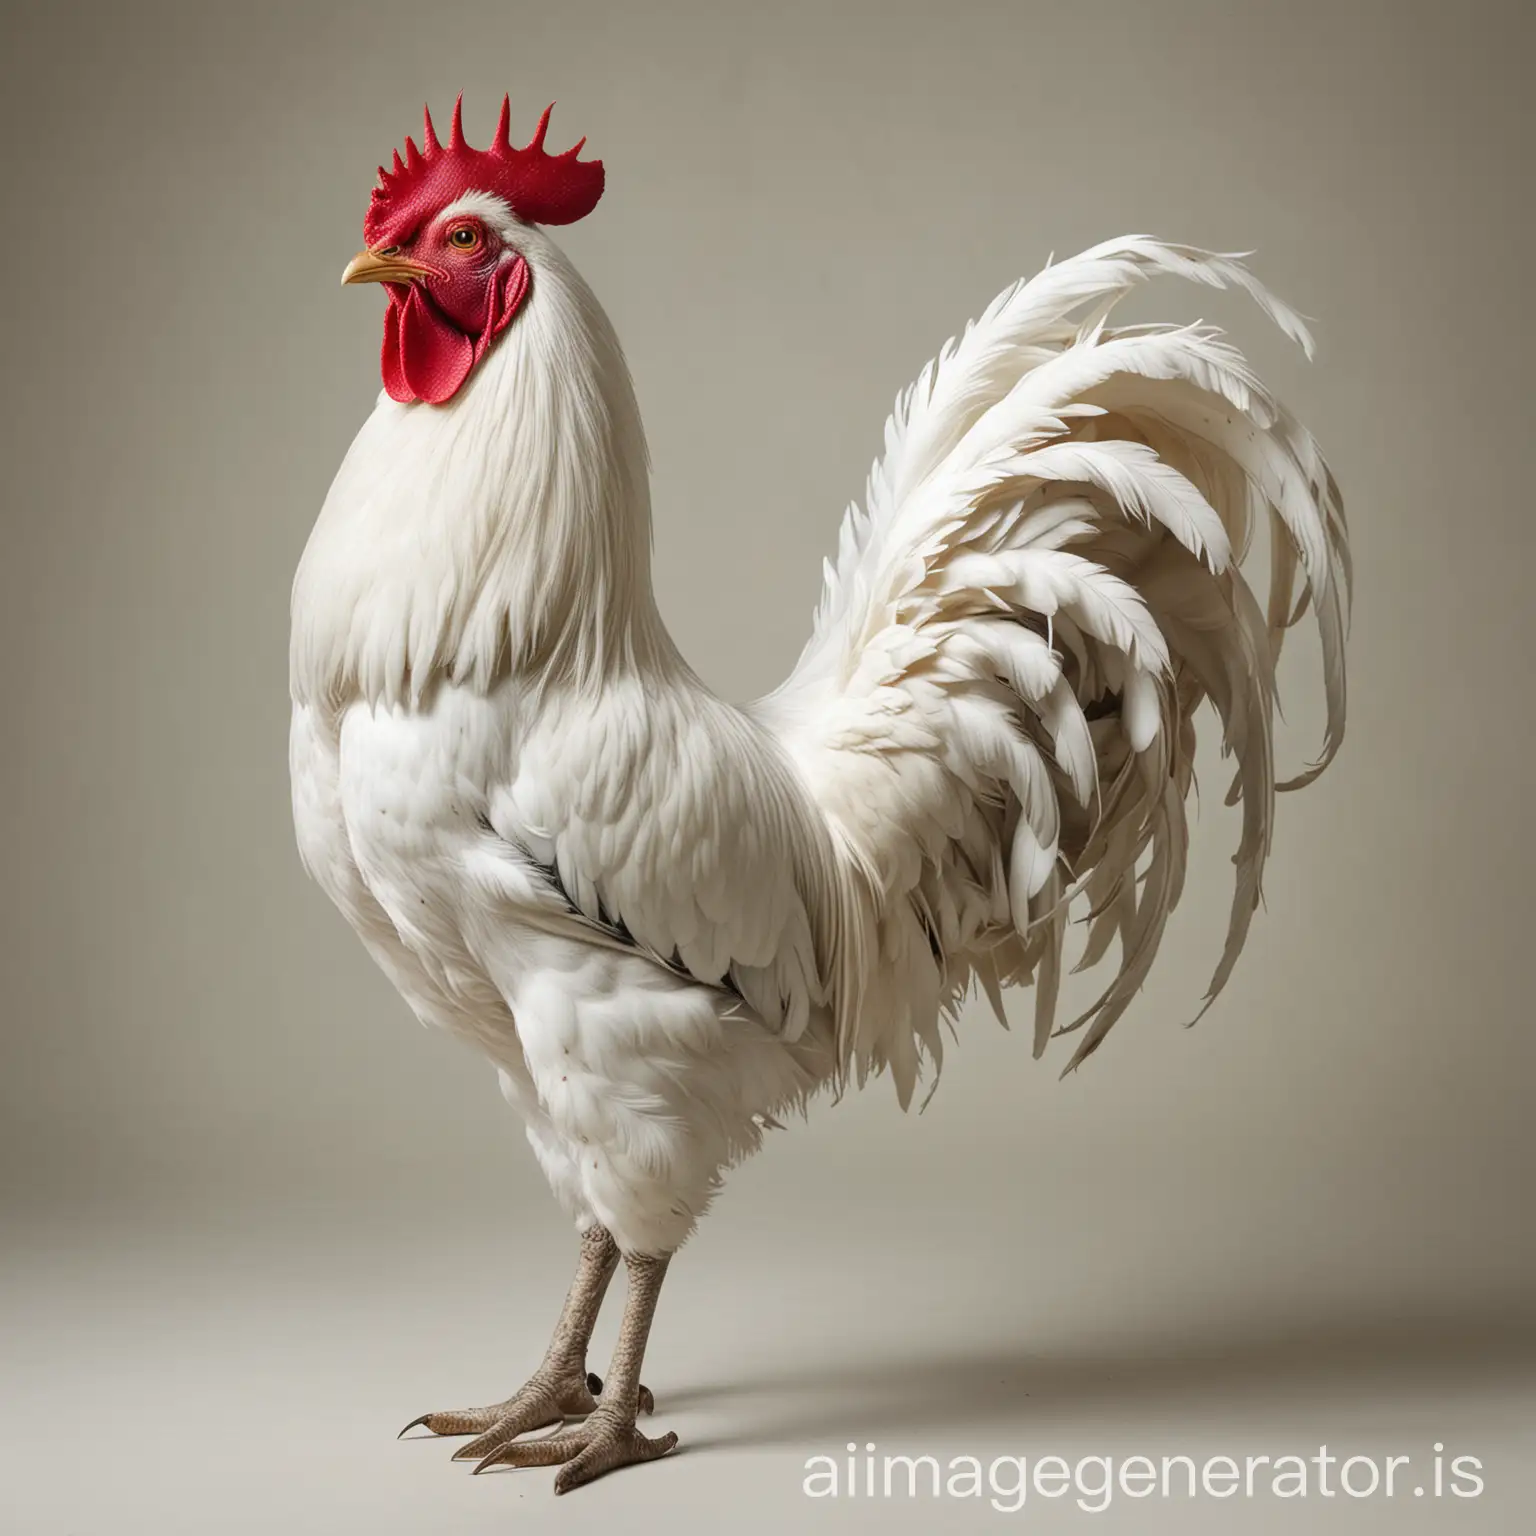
left=290, top=229, right=678, bottom=711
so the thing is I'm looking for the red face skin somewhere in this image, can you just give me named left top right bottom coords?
left=363, top=208, right=532, bottom=405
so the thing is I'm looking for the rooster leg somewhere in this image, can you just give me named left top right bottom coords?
left=472, top=1249, right=678, bottom=1492
left=398, top=1224, right=651, bottom=1455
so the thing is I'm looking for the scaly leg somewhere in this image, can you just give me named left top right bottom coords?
left=398, top=1225, right=652, bottom=1458
left=473, top=1249, right=678, bottom=1492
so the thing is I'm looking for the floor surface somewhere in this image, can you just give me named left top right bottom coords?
left=5, top=1152, right=1532, bottom=1535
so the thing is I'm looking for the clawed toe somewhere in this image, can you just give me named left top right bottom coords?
left=398, top=1403, right=517, bottom=1439
left=452, top=1410, right=559, bottom=1464
left=471, top=1408, right=679, bottom=1491
left=401, top=1369, right=598, bottom=1451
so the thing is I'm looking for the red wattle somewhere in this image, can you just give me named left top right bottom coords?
left=380, top=290, right=412, bottom=403
left=401, top=286, right=476, bottom=405
left=377, top=257, right=531, bottom=406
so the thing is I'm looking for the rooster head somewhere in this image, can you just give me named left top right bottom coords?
left=342, top=96, right=604, bottom=405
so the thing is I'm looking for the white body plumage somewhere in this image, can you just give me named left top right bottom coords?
left=290, top=210, right=1348, bottom=1257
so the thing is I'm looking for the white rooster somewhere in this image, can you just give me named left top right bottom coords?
left=290, top=96, right=1349, bottom=1492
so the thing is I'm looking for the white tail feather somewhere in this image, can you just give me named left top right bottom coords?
left=754, top=237, right=1349, bottom=1104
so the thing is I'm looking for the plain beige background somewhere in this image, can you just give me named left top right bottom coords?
left=2, top=0, right=1533, bottom=1531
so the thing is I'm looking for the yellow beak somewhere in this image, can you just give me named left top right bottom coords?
left=341, top=249, right=433, bottom=286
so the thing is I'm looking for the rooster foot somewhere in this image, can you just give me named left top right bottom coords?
left=471, top=1400, right=679, bottom=1493
left=399, top=1369, right=653, bottom=1459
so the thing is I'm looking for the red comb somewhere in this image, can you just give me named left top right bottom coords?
left=364, top=96, right=604, bottom=245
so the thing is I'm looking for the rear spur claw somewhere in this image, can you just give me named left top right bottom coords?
left=586, top=1371, right=655, bottom=1416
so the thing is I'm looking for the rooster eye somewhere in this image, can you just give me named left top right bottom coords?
left=448, top=225, right=480, bottom=251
